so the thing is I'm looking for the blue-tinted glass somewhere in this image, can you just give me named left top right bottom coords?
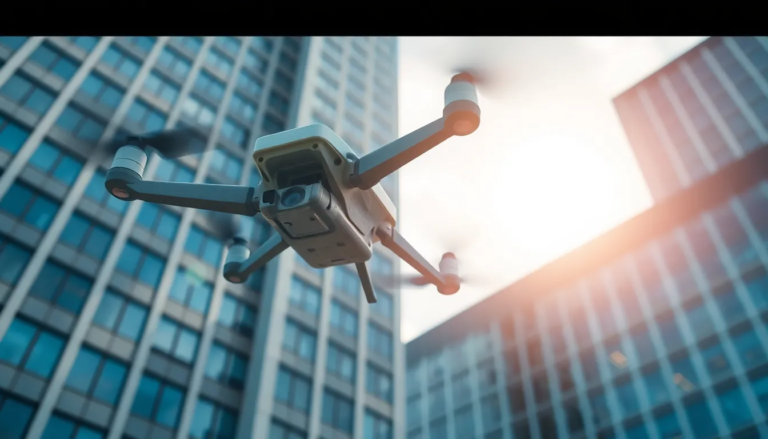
left=25, top=89, right=55, bottom=114
left=614, top=380, right=639, bottom=417
left=176, top=329, right=198, bottom=363
left=74, top=425, right=103, bottom=439
left=138, top=253, right=164, bottom=287
left=83, top=226, right=113, bottom=259
left=718, top=385, right=753, bottom=432
left=0, top=183, right=33, bottom=218
left=131, top=375, right=159, bottom=418
left=205, top=344, right=226, bottom=378
left=154, top=318, right=176, bottom=353
left=0, top=396, right=35, bottom=439
left=217, top=408, right=237, bottom=436
left=189, top=283, right=211, bottom=315
left=643, top=368, right=670, bottom=407
left=0, top=240, right=31, bottom=285
left=185, top=227, right=204, bottom=254
left=655, top=411, right=682, bottom=438
left=116, top=244, right=141, bottom=275
left=0, top=75, right=32, bottom=102
left=136, top=203, right=159, bottom=229
left=25, top=196, right=58, bottom=229
left=670, top=355, right=698, bottom=395
left=70, top=36, right=98, bottom=52
left=685, top=302, right=714, bottom=339
left=156, top=385, right=183, bottom=428
left=80, top=75, right=102, bottom=97
left=60, top=214, right=90, bottom=248
left=156, top=212, right=178, bottom=240
left=169, top=271, right=188, bottom=303
left=701, top=342, right=731, bottom=382
left=218, top=296, right=237, bottom=327
left=202, top=239, right=223, bottom=266
left=0, top=36, right=28, bottom=51
left=0, top=319, right=36, bottom=365
left=189, top=399, right=214, bottom=438
left=51, top=57, right=78, bottom=80
left=51, top=155, right=82, bottom=185
left=625, top=423, right=647, bottom=439
left=55, top=106, right=81, bottom=132
left=28, top=141, right=58, bottom=171
left=58, top=274, right=91, bottom=314
left=733, top=328, right=767, bottom=369
left=275, top=368, right=290, bottom=402
left=685, top=399, right=719, bottom=438
left=29, top=263, right=64, bottom=303
left=100, top=86, right=123, bottom=109
left=713, top=289, right=748, bottom=326
left=93, top=292, right=122, bottom=329
left=93, top=359, right=126, bottom=404
left=118, top=303, right=147, bottom=340
left=26, top=332, right=64, bottom=377
left=0, top=118, right=30, bottom=154
left=66, top=348, right=100, bottom=392
left=42, top=415, right=75, bottom=439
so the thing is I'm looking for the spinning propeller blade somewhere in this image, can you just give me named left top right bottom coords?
left=94, top=127, right=204, bottom=161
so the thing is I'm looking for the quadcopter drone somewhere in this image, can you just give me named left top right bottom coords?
left=103, top=73, right=481, bottom=303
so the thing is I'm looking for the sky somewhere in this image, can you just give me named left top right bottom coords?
left=395, top=37, right=707, bottom=343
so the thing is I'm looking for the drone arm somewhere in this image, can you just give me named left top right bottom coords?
left=121, top=180, right=260, bottom=216
left=227, top=233, right=289, bottom=280
left=355, top=262, right=378, bottom=304
left=348, top=118, right=453, bottom=190
left=376, top=226, right=446, bottom=289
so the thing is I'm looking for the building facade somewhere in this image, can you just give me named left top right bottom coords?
left=405, top=36, right=768, bottom=439
left=0, top=35, right=401, bottom=439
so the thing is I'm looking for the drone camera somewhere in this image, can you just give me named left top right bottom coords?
left=105, top=145, right=147, bottom=200
left=262, top=183, right=333, bottom=239
left=443, top=74, right=481, bottom=136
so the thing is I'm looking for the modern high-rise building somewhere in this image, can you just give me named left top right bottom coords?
left=0, top=35, right=402, bottom=439
left=405, top=36, right=768, bottom=439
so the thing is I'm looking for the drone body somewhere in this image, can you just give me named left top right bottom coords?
left=103, top=73, right=481, bottom=303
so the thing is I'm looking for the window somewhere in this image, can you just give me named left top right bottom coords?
left=614, top=379, right=639, bottom=417
left=229, top=93, right=256, bottom=122
left=0, top=391, right=35, bottom=439
left=275, top=71, right=294, bottom=93
left=194, top=71, right=226, bottom=101
left=168, top=268, right=212, bottom=315
left=65, top=347, right=127, bottom=405
left=92, top=290, right=148, bottom=341
left=0, top=36, right=28, bottom=52
left=28, top=261, right=91, bottom=313
left=0, top=115, right=30, bottom=155
left=41, top=414, right=105, bottom=439
left=220, top=117, right=248, bottom=147
left=252, top=37, right=273, bottom=53
left=368, top=322, right=392, bottom=359
left=275, top=366, right=312, bottom=412
left=684, top=398, right=718, bottom=437
left=717, top=384, right=753, bottom=432
left=684, top=299, right=716, bottom=340
left=317, top=71, right=339, bottom=96
left=289, top=277, right=321, bottom=315
left=189, top=398, right=237, bottom=439
left=322, top=389, right=353, bottom=433
left=372, top=289, right=393, bottom=320
left=154, top=158, right=195, bottom=182
left=153, top=317, right=200, bottom=363
left=712, top=288, right=748, bottom=327
left=182, top=96, right=217, bottom=127
left=100, top=45, right=140, bottom=78
left=130, top=374, right=185, bottom=429
left=185, top=225, right=224, bottom=266
left=125, top=99, right=166, bottom=133
left=263, top=114, right=284, bottom=134
left=59, top=213, right=113, bottom=259
left=270, top=421, right=306, bottom=439
left=217, top=36, right=241, bottom=55
left=115, top=241, right=165, bottom=287
left=0, top=236, right=31, bottom=286
left=218, top=293, right=256, bottom=335
left=28, top=42, right=79, bottom=80
left=0, top=318, right=65, bottom=378
left=172, top=36, right=202, bottom=53
left=367, top=363, right=393, bottom=402
left=642, top=366, right=670, bottom=407
left=279, top=52, right=297, bottom=71
left=326, top=342, right=356, bottom=382
left=83, top=170, right=128, bottom=213
left=0, top=182, right=59, bottom=230
left=751, top=372, right=768, bottom=414
left=323, top=38, right=342, bottom=56
left=364, top=410, right=392, bottom=439
left=371, top=252, right=393, bottom=278
left=79, top=72, right=124, bottom=109
left=330, top=300, right=358, bottom=337
left=142, top=71, right=180, bottom=104
left=157, top=47, right=191, bottom=78
left=654, top=410, right=682, bottom=439
left=701, top=340, right=732, bottom=381
left=454, top=407, right=474, bottom=438
left=205, top=343, right=247, bottom=388
left=55, top=104, right=106, bottom=141
left=123, top=36, right=156, bottom=53
left=732, top=325, right=767, bottom=369
left=482, top=394, right=502, bottom=432
left=269, top=92, right=289, bottom=115
left=314, top=92, right=337, bottom=120
left=135, top=203, right=179, bottom=241
left=243, top=50, right=267, bottom=73
left=0, top=74, right=56, bottom=116
left=237, top=71, right=263, bottom=96
left=282, top=318, right=317, bottom=362
left=334, top=267, right=359, bottom=296
left=66, top=36, right=98, bottom=52
left=26, top=141, right=82, bottom=186
left=321, top=52, right=341, bottom=72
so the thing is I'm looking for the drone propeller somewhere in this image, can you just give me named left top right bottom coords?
left=206, top=211, right=253, bottom=248
left=94, top=127, right=205, bottom=162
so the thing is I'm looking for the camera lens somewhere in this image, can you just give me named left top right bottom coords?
left=281, top=186, right=306, bottom=208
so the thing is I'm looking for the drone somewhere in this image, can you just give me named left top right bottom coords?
left=102, top=72, right=481, bottom=303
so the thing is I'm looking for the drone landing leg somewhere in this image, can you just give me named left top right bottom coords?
left=355, top=262, right=378, bottom=304
left=227, top=233, right=289, bottom=281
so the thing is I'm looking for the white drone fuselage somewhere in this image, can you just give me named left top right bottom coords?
left=251, top=124, right=397, bottom=269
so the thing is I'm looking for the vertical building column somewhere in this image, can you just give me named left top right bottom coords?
left=489, top=320, right=514, bottom=439
left=23, top=36, right=170, bottom=439
left=353, top=271, right=372, bottom=439
left=0, top=36, right=115, bottom=341
left=306, top=266, right=334, bottom=438
left=723, top=38, right=768, bottom=104
left=534, top=305, right=569, bottom=439
left=105, top=36, right=218, bottom=439
left=174, top=37, right=251, bottom=439
left=512, top=310, right=541, bottom=439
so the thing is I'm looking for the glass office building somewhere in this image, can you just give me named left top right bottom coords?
left=405, top=36, right=768, bottom=439
left=0, top=35, right=401, bottom=439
